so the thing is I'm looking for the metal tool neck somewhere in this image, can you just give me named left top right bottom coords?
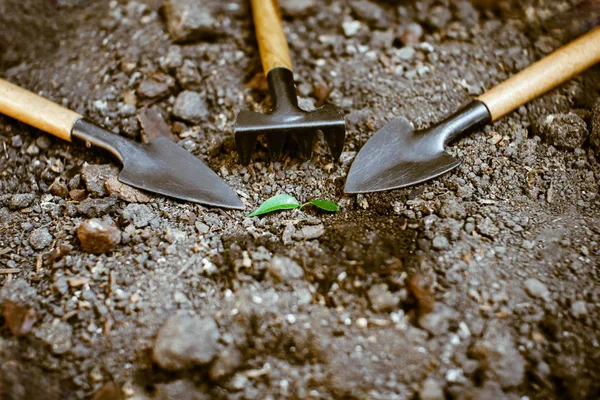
left=71, top=119, right=133, bottom=164
left=431, top=100, right=491, bottom=146
left=266, top=67, right=299, bottom=112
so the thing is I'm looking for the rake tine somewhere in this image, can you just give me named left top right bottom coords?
left=235, top=131, right=259, bottom=166
left=293, top=130, right=316, bottom=160
left=266, top=132, right=287, bottom=161
left=322, top=124, right=346, bottom=160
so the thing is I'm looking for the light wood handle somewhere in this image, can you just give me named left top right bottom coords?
left=250, top=0, right=293, bottom=73
left=478, top=26, right=600, bottom=121
left=0, top=78, right=81, bottom=142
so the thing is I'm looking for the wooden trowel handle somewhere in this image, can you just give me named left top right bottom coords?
left=250, top=0, right=293, bottom=74
left=478, top=26, right=600, bottom=121
left=0, top=78, right=81, bottom=142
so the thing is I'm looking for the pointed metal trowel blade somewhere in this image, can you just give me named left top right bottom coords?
left=344, top=117, right=461, bottom=194
left=119, top=137, right=245, bottom=210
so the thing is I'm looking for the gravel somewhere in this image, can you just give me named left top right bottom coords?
left=28, top=227, right=53, bottom=250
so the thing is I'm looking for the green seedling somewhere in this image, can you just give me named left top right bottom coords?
left=248, top=194, right=339, bottom=217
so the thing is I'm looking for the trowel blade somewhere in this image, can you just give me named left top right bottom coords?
left=344, top=117, right=460, bottom=193
left=119, top=137, right=245, bottom=210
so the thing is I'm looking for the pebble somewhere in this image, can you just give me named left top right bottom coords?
left=81, top=164, right=119, bottom=197
left=439, top=196, right=466, bottom=219
left=367, top=283, right=400, bottom=312
left=9, top=193, right=35, bottom=210
left=155, top=380, right=205, bottom=399
left=538, top=113, right=588, bottom=149
left=172, top=91, right=209, bottom=124
left=396, top=46, right=416, bottom=61
left=163, top=0, right=221, bottom=42
left=279, top=0, right=317, bottom=17
left=350, top=0, right=389, bottom=29
left=34, top=319, right=73, bottom=355
left=152, top=314, right=220, bottom=370
left=398, top=23, right=423, bottom=46
left=49, top=177, right=69, bottom=198
left=176, top=59, right=203, bottom=90
left=137, top=76, right=173, bottom=99
left=571, top=300, right=587, bottom=318
left=342, top=20, right=362, bottom=37
left=29, top=227, right=53, bottom=250
left=160, top=45, right=183, bottom=72
left=292, top=224, right=325, bottom=240
left=77, top=219, right=122, bottom=254
left=105, top=177, right=152, bottom=203
left=476, top=217, right=499, bottom=238
left=268, top=256, right=304, bottom=282
left=524, top=278, right=550, bottom=300
left=77, top=197, right=117, bottom=218
left=419, top=378, right=445, bottom=400
left=418, top=304, right=458, bottom=336
left=432, top=235, right=450, bottom=250
left=425, top=5, right=452, bottom=30
left=121, top=204, right=155, bottom=228
left=11, top=135, right=22, bottom=147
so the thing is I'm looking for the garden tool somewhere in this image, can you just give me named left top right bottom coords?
left=0, top=78, right=245, bottom=209
left=234, top=0, right=346, bottom=165
left=345, top=26, right=600, bottom=193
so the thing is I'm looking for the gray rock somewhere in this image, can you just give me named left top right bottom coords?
left=418, top=303, right=458, bottom=336
left=476, top=217, right=499, bottom=238
left=153, top=314, right=220, bottom=371
left=34, top=320, right=73, bottom=355
left=432, top=235, right=450, bottom=250
left=163, top=0, right=221, bottom=43
left=160, top=45, right=184, bottom=72
left=425, top=6, right=452, bottom=30
left=279, top=0, right=317, bottom=17
left=173, top=91, right=209, bottom=124
left=29, top=227, right=53, bottom=250
left=0, top=278, right=37, bottom=305
left=35, top=135, right=51, bottom=149
left=367, top=283, right=400, bottom=312
left=11, top=135, right=22, bottom=147
left=471, top=321, right=525, bottom=388
left=177, top=59, right=203, bottom=90
left=293, top=224, right=325, bottom=240
left=9, top=193, right=35, bottom=210
left=155, top=380, right=208, bottom=400
left=419, top=378, right=445, bottom=400
left=77, top=197, right=117, bottom=218
left=524, top=278, right=550, bottom=300
left=396, top=46, right=416, bottom=61
left=538, top=113, right=588, bottom=149
left=571, top=300, right=587, bottom=318
left=137, top=75, right=174, bottom=99
left=350, top=0, right=390, bottom=29
left=439, top=197, right=466, bottom=219
left=268, top=256, right=304, bottom=282
left=121, top=204, right=155, bottom=228
left=81, top=164, right=119, bottom=196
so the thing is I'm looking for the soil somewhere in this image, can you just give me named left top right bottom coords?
left=1, top=0, right=600, bottom=399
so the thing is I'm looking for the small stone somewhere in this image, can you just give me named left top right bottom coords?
left=153, top=314, right=220, bottom=371
left=439, top=197, right=466, bottom=219
left=292, top=224, right=325, bottom=240
left=367, top=283, right=400, bottom=312
left=163, top=0, right=221, bottom=43
left=35, top=319, right=73, bottom=355
left=342, top=20, right=362, bottom=37
left=36, top=135, right=52, bottom=149
left=121, top=204, right=154, bottom=228
left=173, top=91, right=209, bottom=124
left=77, top=197, right=117, bottom=218
left=476, top=217, right=499, bottom=238
left=279, top=0, right=317, bottom=17
left=268, top=256, right=304, bottom=282
left=137, top=75, right=174, bottom=99
left=81, top=164, right=119, bottom=196
left=26, top=142, right=39, bottom=155
left=29, top=227, right=53, bottom=250
left=571, top=300, right=587, bottom=318
left=432, top=235, right=449, bottom=250
left=195, top=221, right=210, bottom=234
left=9, top=193, right=35, bottom=210
left=524, top=278, right=550, bottom=300
left=160, top=45, right=184, bottom=72
left=425, top=6, right=452, bottom=30
left=419, top=378, right=444, bottom=400
left=398, top=23, right=423, bottom=46
left=396, top=46, right=416, bottom=61
left=77, top=219, right=122, bottom=254
left=11, top=135, right=22, bottom=147
left=538, top=113, right=588, bottom=149
left=418, top=303, right=458, bottom=336
left=49, top=178, right=69, bottom=198
left=176, top=59, right=203, bottom=90
left=105, top=177, right=152, bottom=203
left=155, top=380, right=205, bottom=400
left=351, top=0, right=390, bottom=29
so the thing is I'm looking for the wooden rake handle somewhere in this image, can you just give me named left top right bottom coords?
left=0, top=78, right=82, bottom=142
left=250, top=0, right=293, bottom=74
left=478, top=26, right=600, bottom=121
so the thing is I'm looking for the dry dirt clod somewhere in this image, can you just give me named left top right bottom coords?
left=138, top=106, right=179, bottom=144
left=49, top=177, right=69, bottom=198
left=163, top=0, right=222, bottom=43
left=77, top=219, right=122, bottom=254
left=408, top=273, right=435, bottom=315
left=105, top=177, right=152, bottom=203
left=92, top=382, right=123, bottom=400
left=81, top=164, right=119, bottom=197
left=538, top=112, right=589, bottom=149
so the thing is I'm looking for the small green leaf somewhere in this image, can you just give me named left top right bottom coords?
left=248, top=194, right=300, bottom=217
left=303, top=199, right=339, bottom=212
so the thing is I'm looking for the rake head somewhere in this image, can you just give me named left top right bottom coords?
left=235, top=68, right=346, bottom=165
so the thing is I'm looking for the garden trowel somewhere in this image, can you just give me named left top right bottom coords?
left=345, top=26, right=600, bottom=193
left=0, top=78, right=245, bottom=209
